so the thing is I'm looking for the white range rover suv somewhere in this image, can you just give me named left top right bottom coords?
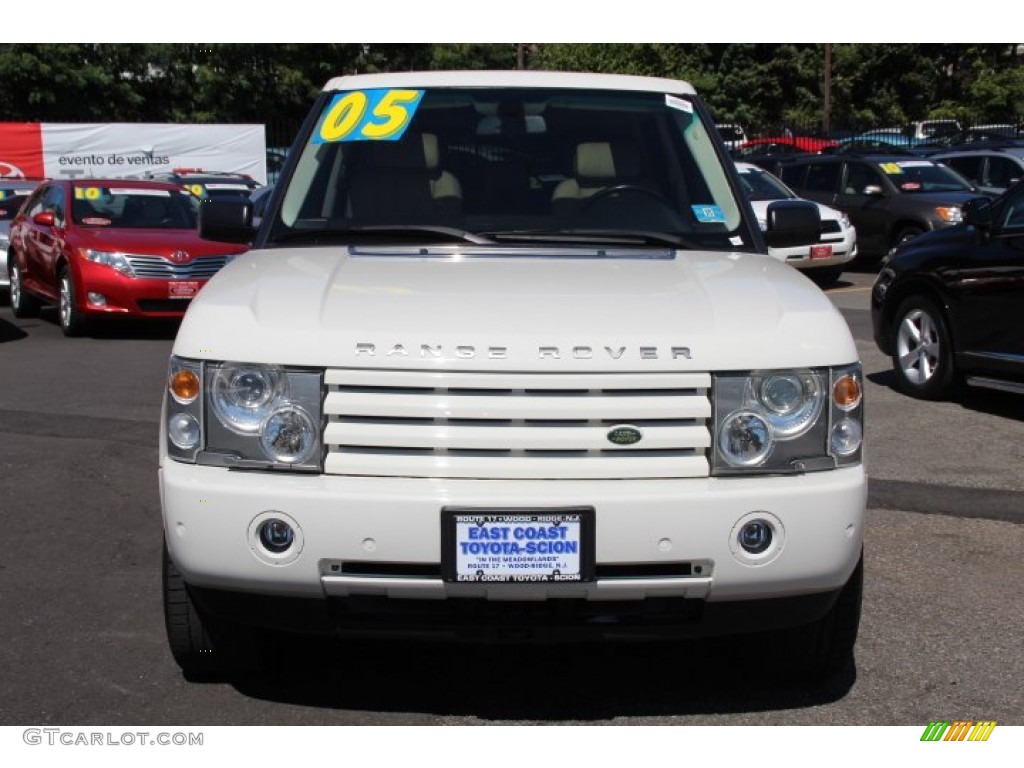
left=160, top=71, right=866, bottom=680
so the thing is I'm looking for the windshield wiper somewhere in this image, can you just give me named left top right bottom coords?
left=272, top=225, right=495, bottom=245
left=483, top=228, right=699, bottom=249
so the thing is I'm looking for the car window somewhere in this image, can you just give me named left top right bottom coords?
left=42, top=186, right=66, bottom=226
left=737, top=167, right=793, bottom=201
left=801, top=163, right=841, bottom=194
left=274, top=86, right=747, bottom=249
left=875, top=160, right=972, bottom=193
left=943, top=156, right=983, bottom=185
left=71, top=186, right=200, bottom=229
left=986, top=157, right=1022, bottom=189
left=0, top=186, right=35, bottom=221
left=843, top=163, right=884, bottom=195
left=999, top=188, right=1024, bottom=231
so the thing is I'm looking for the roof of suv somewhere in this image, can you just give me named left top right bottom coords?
left=322, top=70, right=698, bottom=95
left=146, top=169, right=259, bottom=187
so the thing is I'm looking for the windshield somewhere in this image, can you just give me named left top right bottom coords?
left=736, top=166, right=794, bottom=201
left=0, top=187, right=36, bottom=221
left=72, top=186, right=200, bottom=228
left=876, top=161, right=974, bottom=193
left=269, top=87, right=746, bottom=250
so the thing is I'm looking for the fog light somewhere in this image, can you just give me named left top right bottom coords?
left=258, top=519, right=295, bottom=553
left=831, top=418, right=863, bottom=456
left=738, top=519, right=773, bottom=554
left=167, top=412, right=200, bottom=449
left=87, top=292, right=106, bottom=306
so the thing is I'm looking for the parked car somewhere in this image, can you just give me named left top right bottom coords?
left=0, top=179, right=42, bottom=291
left=144, top=168, right=261, bottom=201
left=733, top=136, right=838, bottom=174
left=735, top=162, right=856, bottom=284
left=778, top=153, right=984, bottom=261
left=833, top=130, right=937, bottom=153
left=872, top=184, right=1024, bottom=399
left=715, top=123, right=747, bottom=150
left=7, top=179, right=248, bottom=335
left=932, top=146, right=1024, bottom=195
left=904, top=119, right=962, bottom=141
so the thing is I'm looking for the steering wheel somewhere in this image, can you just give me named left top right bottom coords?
left=580, top=184, right=675, bottom=213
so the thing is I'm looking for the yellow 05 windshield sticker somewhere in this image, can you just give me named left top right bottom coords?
left=880, top=162, right=904, bottom=175
left=313, top=89, right=425, bottom=143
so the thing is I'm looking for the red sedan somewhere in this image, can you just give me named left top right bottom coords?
left=7, top=179, right=248, bottom=335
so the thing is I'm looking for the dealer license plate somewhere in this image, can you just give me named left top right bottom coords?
left=809, top=244, right=832, bottom=260
left=442, top=508, right=594, bottom=584
left=169, top=281, right=200, bottom=299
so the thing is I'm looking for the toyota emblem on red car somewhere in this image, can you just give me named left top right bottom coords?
left=169, top=251, right=191, bottom=263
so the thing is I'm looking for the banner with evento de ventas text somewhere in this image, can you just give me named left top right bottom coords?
left=0, top=123, right=267, bottom=184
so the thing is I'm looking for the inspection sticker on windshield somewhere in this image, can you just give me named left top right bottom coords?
left=442, top=509, right=594, bottom=584
left=314, top=89, right=425, bottom=143
left=880, top=163, right=903, bottom=175
left=692, top=204, right=726, bottom=223
left=665, top=94, right=693, bottom=113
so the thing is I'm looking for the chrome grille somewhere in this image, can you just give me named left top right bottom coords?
left=124, top=254, right=230, bottom=279
left=323, top=369, right=711, bottom=480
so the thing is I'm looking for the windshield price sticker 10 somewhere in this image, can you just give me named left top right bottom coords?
left=314, top=89, right=426, bottom=144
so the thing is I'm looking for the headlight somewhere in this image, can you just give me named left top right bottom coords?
left=712, top=365, right=862, bottom=474
left=80, top=248, right=135, bottom=277
left=750, top=370, right=824, bottom=438
left=935, top=206, right=962, bottom=223
left=164, top=357, right=323, bottom=471
left=210, top=363, right=287, bottom=434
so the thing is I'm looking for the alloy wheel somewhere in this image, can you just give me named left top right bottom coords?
left=896, top=308, right=940, bottom=385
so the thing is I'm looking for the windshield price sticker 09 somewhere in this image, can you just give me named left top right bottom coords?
left=444, top=510, right=594, bottom=584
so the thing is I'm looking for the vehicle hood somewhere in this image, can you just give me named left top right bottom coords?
left=902, top=190, right=985, bottom=207
left=71, top=227, right=247, bottom=258
left=748, top=198, right=845, bottom=224
left=174, top=247, right=858, bottom=371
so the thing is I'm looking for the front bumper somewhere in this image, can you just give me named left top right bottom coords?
left=768, top=226, right=857, bottom=270
left=161, top=461, right=865, bottom=627
left=74, top=262, right=207, bottom=317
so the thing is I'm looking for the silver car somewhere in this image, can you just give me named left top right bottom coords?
left=0, top=180, right=41, bottom=290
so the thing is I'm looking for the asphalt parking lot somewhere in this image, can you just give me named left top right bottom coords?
left=0, top=270, right=1021, bottom=725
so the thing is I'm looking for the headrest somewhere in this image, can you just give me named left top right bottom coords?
left=575, top=141, right=642, bottom=180
left=361, top=133, right=439, bottom=171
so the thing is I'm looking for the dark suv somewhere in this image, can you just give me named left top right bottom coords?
left=932, top=145, right=1024, bottom=196
left=778, top=153, right=982, bottom=261
left=144, top=168, right=260, bottom=202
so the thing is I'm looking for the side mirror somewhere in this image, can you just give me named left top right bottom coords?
left=32, top=211, right=55, bottom=227
left=763, top=200, right=821, bottom=248
left=199, top=200, right=254, bottom=244
left=863, top=185, right=884, bottom=197
left=962, top=197, right=993, bottom=228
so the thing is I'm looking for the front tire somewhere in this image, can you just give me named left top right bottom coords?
left=58, top=267, right=88, bottom=337
left=894, top=225, right=925, bottom=248
left=777, top=553, right=863, bottom=681
left=891, top=296, right=956, bottom=400
left=9, top=263, right=40, bottom=318
left=162, top=542, right=260, bottom=680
